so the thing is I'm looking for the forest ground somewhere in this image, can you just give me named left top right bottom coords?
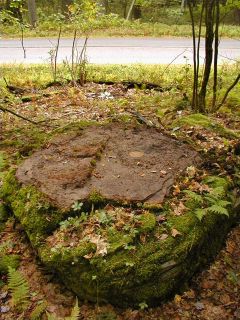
left=0, top=64, right=240, bottom=319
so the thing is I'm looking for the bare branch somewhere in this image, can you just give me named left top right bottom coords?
left=0, top=104, right=38, bottom=125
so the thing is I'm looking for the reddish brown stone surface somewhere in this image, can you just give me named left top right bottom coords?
left=16, top=124, right=201, bottom=209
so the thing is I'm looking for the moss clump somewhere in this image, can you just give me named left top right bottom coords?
left=173, top=113, right=239, bottom=139
left=88, top=189, right=105, bottom=205
left=138, top=212, right=156, bottom=232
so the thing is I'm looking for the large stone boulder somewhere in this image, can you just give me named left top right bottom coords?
left=1, top=123, right=238, bottom=307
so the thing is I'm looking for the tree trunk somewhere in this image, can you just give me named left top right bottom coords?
left=198, top=0, right=215, bottom=113
left=27, top=0, right=37, bottom=28
left=126, top=0, right=136, bottom=20
left=103, top=0, right=110, bottom=14
left=132, top=4, right=142, bottom=19
left=212, top=0, right=220, bottom=111
left=181, top=0, right=186, bottom=12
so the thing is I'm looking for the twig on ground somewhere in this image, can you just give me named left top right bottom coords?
left=0, top=104, right=38, bottom=125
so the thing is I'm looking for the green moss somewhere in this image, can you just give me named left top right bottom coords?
left=138, top=212, right=156, bottom=232
left=0, top=255, right=20, bottom=274
left=173, top=113, right=239, bottom=138
left=88, top=189, right=105, bottom=205
left=1, top=170, right=68, bottom=247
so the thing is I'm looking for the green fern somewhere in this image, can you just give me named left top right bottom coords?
left=65, top=299, right=80, bottom=320
left=206, top=205, right=229, bottom=217
left=30, top=301, right=47, bottom=320
left=184, top=190, right=204, bottom=204
left=210, top=186, right=226, bottom=199
left=195, top=208, right=208, bottom=221
left=46, top=299, right=80, bottom=320
left=8, top=266, right=30, bottom=310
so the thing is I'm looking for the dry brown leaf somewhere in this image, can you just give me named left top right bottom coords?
left=174, top=294, right=182, bottom=304
left=89, top=235, right=109, bottom=256
left=173, top=201, right=186, bottom=216
left=83, top=252, right=94, bottom=260
left=173, top=184, right=181, bottom=195
left=159, top=233, right=168, bottom=241
left=129, top=151, right=144, bottom=158
left=171, top=228, right=182, bottom=238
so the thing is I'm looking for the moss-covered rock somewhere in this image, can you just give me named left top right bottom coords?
left=1, top=126, right=239, bottom=307
left=0, top=170, right=69, bottom=247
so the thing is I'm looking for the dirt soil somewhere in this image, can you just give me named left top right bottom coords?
left=16, top=124, right=200, bottom=209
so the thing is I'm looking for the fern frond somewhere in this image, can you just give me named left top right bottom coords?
left=184, top=190, right=204, bottom=204
left=210, top=186, right=226, bottom=199
left=217, top=200, right=231, bottom=207
left=195, top=208, right=208, bottom=221
left=30, top=301, right=47, bottom=320
left=8, top=266, right=30, bottom=310
left=66, top=299, right=80, bottom=320
left=207, top=205, right=229, bottom=217
left=203, top=176, right=228, bottom=189
left=204, top=195, right=218, bottom=205
left=46, top=313, right=58, bottom=320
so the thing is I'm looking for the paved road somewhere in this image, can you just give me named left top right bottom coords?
left=0, top=37, right=239, bottom=64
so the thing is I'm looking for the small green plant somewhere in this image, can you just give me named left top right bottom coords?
left=8, top=266, right=30, bottom=311
left=139, top=301, right=148, bottom=310
left=71, top=201, right=83, bottom=212
left=184, top=181, right=231, bottom=221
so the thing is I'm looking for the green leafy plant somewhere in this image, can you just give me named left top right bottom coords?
left=71, top=201, right=83, bottom=212
left=184, top=183, right=231, bottom=221
left=8, top=266, right=30, bottom=311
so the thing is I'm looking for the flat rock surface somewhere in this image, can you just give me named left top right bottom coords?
left=16, top=124, right=201, bottom=209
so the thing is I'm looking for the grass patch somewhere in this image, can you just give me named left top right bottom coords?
left=1, top=21, right=240, bottom=39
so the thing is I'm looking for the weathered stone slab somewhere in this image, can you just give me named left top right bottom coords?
left=16, top=124, right=200, bottom=209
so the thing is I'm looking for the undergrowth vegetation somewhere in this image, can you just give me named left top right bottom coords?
left=1, top=4, right=240, bottom=39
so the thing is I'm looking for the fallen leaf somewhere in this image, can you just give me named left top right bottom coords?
left=159, top=233, right=168, bottom=241
left=186, top=165, right=196, bottom=178
left=129, top=151, right=144, bottom=158
left=171, top=228, right=182, bottom=238
left=173, top=184, right=181, bottom=195
left=156, top=215, right=167, bottom=224
left=173, top=201, right=186, bottom=216
left=219, top=293, right=231, bottom=305
left=174, top=294, right=182, bottom=304
left=83, top=252, right=94, bottom=260
left=160, top=170, right=167, bottom=176
left=89, top=235, right=109, bottom=256
left=195, top=301, right=205, bottom=310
